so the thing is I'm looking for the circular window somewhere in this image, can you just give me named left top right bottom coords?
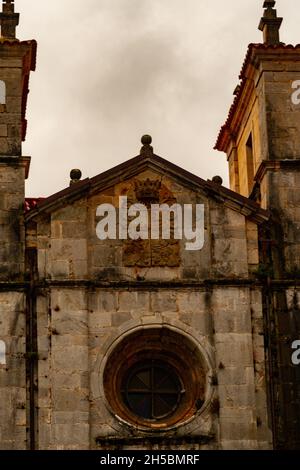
left=122, top=361, right=184, bottom=420
left=103, top=328, right=207, bottom=430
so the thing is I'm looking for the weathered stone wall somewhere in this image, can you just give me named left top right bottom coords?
left=0, top=291, right=26, bottom=449
left=34, top=285, right=271, bottom=450
left=230, top=73, right=267, bottom=199
left=0, top=46, right=34, bottom=450
left=216, top=46, right=300, bottom=450
left=214, top=287, right=271, bottom=450
left=31, top=170, right=271, bottom=450
left=235, top=98, right=264, bottom=198
left=260, top=286, right=300, bottom=450
left=0, top=164, right=25, bottom=280
left=37, top=170, right=256, bottom=284
left=266, top=169, right=300, bottom=274
left=264, top=67, right=300, bottom=161
left=36, top=290, right=89, bottom=450
left=229, top=58, right=300, bottom=199
left=0, top=57, right=23, bottom=156
left=281, top=287, right=300, bottom=448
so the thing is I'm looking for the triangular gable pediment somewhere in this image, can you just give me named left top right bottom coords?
left=25, top=153, right=269, bottom=225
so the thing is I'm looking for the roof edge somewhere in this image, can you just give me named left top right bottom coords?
left=214, top=43, right=300, bottom=153
left=25, top=153, right=270, bottom=225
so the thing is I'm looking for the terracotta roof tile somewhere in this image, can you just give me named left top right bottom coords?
left=24, top=197, right=45, bottom=213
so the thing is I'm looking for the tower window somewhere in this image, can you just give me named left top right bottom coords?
left=246, top=133, right=255, bottom=194
left=0, top=340, right=6, bottom=365
left=0, top=80, right=6, bottom=105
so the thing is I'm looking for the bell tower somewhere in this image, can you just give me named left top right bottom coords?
left=215, top=0, right=300, bottom=450
left=0, top=0, right=36, bottom=279
left=0, top=0, right=36, bottom=450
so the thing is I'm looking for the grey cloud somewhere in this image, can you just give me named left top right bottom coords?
left=14, top=0, right=300, bottom=197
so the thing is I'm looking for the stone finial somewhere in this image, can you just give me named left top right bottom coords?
left=212, top=175, right=223, bottom=185
left=0, top=0, right=19, bottom=40
left=140, top=135, right=154, bottom=157
left=70, top=169, right=82, bottom=186
left=258, top=0, right=283, bottom=45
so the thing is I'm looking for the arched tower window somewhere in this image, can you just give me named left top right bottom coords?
left=0, top=340, right=6, bottom=365
left=246, top=133, right=255, bottom=195
left=0, top=80, right=6, bottom=104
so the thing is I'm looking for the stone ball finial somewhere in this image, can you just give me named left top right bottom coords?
left=140, top=135, right=153, bottom=157
left=212, top=175, right=223, bottom=185
left=70, top=169, right=82, bottom=186
left=141, top=135, right=152, bottom=146
left=70, top=169, right=82, bottom=180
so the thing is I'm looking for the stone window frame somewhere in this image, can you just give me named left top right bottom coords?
left=246, top=131, right=255, bottom=195
left=100, top=325, right=213, bottom=432
left=0, top=340, right=6, bottom=365
left=0, top=80, right=6, bottom=105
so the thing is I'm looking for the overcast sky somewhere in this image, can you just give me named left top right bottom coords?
left=15, top=0, right=300, bottom=197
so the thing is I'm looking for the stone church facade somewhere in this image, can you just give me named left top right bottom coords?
left=0, top=0, right=299, bottom=450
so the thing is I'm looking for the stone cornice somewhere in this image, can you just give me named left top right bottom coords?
left=0, top=155, right=31, bottom=178
left=254, top=159, right=300, bottom=183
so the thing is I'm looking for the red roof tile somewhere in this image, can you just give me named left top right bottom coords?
left=24, top=197, right=45, bottom=213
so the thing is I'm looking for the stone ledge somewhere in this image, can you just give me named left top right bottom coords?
left=95, top=433, right=215, bottom=447
left=33, top=279, right=260, bottom=289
